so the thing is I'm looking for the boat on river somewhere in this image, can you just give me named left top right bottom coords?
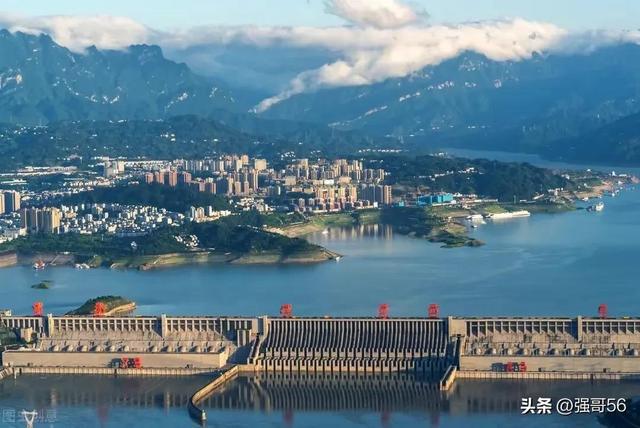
left=587, top=202, right=605, bottom=212
left=486, top=210, right=531, bottom=220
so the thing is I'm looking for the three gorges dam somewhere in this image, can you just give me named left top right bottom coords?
left=3, top=306, right=640, bottom=390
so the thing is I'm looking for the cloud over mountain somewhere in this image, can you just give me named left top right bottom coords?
left=0, top=13, right=152, bottom=52
left=1, top=0, right=640, bottom=112
left=254, top=18, right=567, bottom=111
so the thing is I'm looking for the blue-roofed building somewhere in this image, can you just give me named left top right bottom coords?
left=416, top=193, right=454, bottom=207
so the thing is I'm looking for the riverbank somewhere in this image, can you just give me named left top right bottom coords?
left=0, top=252, right=75, bottom=269
left=0, top=246, right=339, bottom=272
left=116, top=247, right=339, bottom=270
left=0, top=251, right=17, bottom=268
left=229, top=248, right=341, bottom=265
left=271, top=213, right=357, bottom=238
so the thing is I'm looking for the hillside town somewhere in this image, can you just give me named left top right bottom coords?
left=0, top=152, right=625, bottom=246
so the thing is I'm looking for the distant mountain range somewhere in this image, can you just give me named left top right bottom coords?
left=261, top=44, right=640, bottom=160
left=0, top=30, right=236, bottom=124
left=3, top=28, right=640, bottom=165
left=550, top=111, right=640, bottom=164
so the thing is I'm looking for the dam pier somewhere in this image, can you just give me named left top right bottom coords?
left=3, top=313, right=640, bottom=387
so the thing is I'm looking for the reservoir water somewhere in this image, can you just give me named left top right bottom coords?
left=2, top=187, right=640, bottom=318
left=1, top=154, right=640, bottom=426
left=0, top=374, right=638, bottom=427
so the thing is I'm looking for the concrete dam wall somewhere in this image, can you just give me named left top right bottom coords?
left=1, top=314, right=257, bottom=369
left=454, top=317, right=640, bottom=375
left=3, top=314, right=640, bottom=378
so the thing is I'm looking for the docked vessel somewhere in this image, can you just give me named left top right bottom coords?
left=32, top=260, right=46, bottom=270
left=588, top=202, right=605, bottom=212
left=486, top=210, right=531, bottom=220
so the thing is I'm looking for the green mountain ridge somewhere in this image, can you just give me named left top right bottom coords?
left=0, top=30, right=237, bottom=124
left=262, top=45, right=640, bottom=162
left=549, top=111, right=640, bottom=164
left=4, top=28, right=640, bottom=165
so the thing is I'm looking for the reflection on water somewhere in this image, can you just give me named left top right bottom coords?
left=208, top=374, right=444, bottom=412
left=316, top=224, right=395, bottom=242
left=0, top=374, right=638, bottom=427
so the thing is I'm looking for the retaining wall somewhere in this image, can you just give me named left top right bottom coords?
left=189, top=366, right=239, bottom=422
left=3, top=350, right=228, bottom=369
left=460, top=355, right=640, bottom=373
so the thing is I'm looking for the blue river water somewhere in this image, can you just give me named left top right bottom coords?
left=1, top=152, right=640, bottom=427
left=2, top=187, right=640, bottom=318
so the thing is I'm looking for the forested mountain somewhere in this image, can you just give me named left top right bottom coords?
left=4, top=27, right=640, bottom=165
left=0, top=30, right=236, bottom=124
left=262, top=45, right=640, bottom=158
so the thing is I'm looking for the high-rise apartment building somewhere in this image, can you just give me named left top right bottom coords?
left=4, top=191, right=21, bottom=212
left=21, top=207, right=61, bottom=234
left=39, top=208, right=61, bottom=234
left=254, top=159, right=267, bottom=171
left=165, top=171, right=178, bottom=187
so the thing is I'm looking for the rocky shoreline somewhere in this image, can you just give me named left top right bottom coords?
left=0, top=247, right=340, bottom=272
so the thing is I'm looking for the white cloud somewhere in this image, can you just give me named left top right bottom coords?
left=1, top=2, right=640, bottom=112
left=324, top=0, right=424, bottom=29
left=255, top=19, right=568, bottom=111
left=0, top=12, right=152, bottom=52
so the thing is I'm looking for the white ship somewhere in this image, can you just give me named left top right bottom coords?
left=588, top=202, right=605, bottom=212
left=486, top=210, right=531, bottom=220
left=466, top=214, right=485, bottom=222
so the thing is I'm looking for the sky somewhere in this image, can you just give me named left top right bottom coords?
left=4, top=0, right=640, bottom=31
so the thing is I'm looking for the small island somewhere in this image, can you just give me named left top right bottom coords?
left=31, top=280, right=53, bottom=290
left=66, top=296, right=136, bottom=316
